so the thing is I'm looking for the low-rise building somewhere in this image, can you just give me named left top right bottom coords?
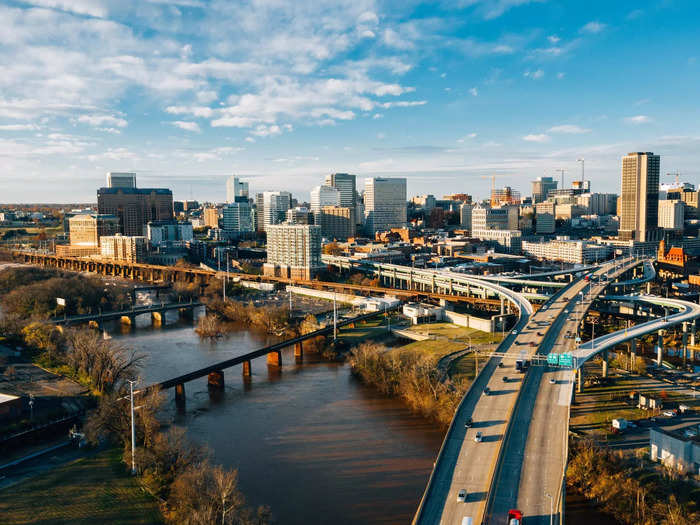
left=650, top=425, right=700, bottom=475
left=402, top=303, right=445, bottom=324
left=522, top=236, right=611, bottom=264
left=471, top=228, right=522, bottom=254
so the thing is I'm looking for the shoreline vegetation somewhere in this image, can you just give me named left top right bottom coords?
left=348, top=342, right=468, bottom=427
left=0, top=266, right=271, bottom=524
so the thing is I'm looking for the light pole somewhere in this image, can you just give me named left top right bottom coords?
left=128, top=380, right=137, bottom=475
left=545, top=492, right=553, bottom=525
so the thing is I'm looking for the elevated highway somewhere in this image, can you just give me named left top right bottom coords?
left=486, top=270, right=696, bottom=525
left=413, top=256, right=645, bottom=525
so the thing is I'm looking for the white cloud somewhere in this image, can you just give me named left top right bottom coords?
left=624, top=115, right=652, bottom=125
left=581, top=21, right=606, bottom=34
left=77, top=114, right=127, bottom=128
left=523, top=133, right=550, bottom=142
left=457, top=132, right=477, bottom=143
left=244, top=136, right=255, bottom=143
left=469, top=87, right=478, bottom=96
left=556, top=72, right=565, bottom=79
left=380, top=100, right=427, bottom=108
left=171, top=120, right=201, bottom=133
left=372, top=113, right=383, bottom=119
left=17, top=0, right=109, bottom=18
left=548, top=124, right=591, bottom=134
left=0, top=123, right=39, bottom=131
left=547, top=35, right=560, bottom=44
left=523, top=69, right=544, bottom=79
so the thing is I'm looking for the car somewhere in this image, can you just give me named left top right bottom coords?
left=502, top=376, right=508, bottom=382
left=483, top=387, right=491, bottom=395
left=663, top=410, right=677, bottom=417
left=497, top=362, right=504, bottom=368
left=457, top=489, right=467, bottom=502
left=512, top=329, right=518, bottom=335
left=549, top=377, right=556, bottom=384
left=474, top=432, right=483, bottom=443
left=529, top=342, right=535, bottom=347
left=465, top=417, right=473, bottom=428
left=537, top=332, right=544, bottom=336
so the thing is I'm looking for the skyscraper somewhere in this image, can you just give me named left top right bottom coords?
left=226, top=176, right=249, bottom=203
left=619, top=152, right=660, bottom=241
left=106, top=172, right=136, bottom=189
left=263, top=224, right=322, bottom=280
left=222, top=198, right=254, bottom=235
left=97, top=187, right=174, bottom=236
left=262, top=191, right=292, bottom=231
left=310, top=185, right=340, bottom=213
left=324, top=173, right=356, bottom=208
left=364, top=177, right=407, bottom=234
left=531, top=176, right=557, bottom=204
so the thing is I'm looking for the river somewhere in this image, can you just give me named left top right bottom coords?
left=109, top=315, right=444, bottom=525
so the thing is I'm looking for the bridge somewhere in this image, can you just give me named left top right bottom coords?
left=50, top=300, right=204, bottom=328
left=412, top=256, right=646, bottom=525
left=483, top=276, right=700, bottom=525
left=144, top=306, right=401, bottom=406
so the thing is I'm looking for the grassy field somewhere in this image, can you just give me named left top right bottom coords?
left=404, top=323, right=503, bottom=345
left=0, top=448, right=163, bottom=524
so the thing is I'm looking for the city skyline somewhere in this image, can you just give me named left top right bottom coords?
left=1, top=1, right=700, bottom=202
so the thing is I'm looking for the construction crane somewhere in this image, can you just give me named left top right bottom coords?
left=480, top=174, right=496, bottom=192
left=555, top=168, right=567, bottom=189
left=666, top=171, right=681, bottom=187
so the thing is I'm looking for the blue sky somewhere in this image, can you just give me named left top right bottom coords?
left=1, top=0, right=699, bottom=203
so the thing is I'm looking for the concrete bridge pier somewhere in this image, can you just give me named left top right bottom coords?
left=630, top=338, right=637, bottom=368
left=601, top=349, right=608, bottom=378
left=120, top=315, right=135, bottom=327
left=151, top=311, right=163, bottom=326
left=242, top=360, right=252, bottom=378
left=208, top=370, right=225, bottom=392
left=576, top=368, right=584, bottom=393
left=657, top=330, right=664, bottom=366
left=175, top=383, right=186, bottom=408
left=294, top=341, right=303, bottom=359
left=267, top=350, right=282, bottom=367
left=682, top=322, right=688, bottom=367
left=691, top=320, right=696, bottom=347
left=500, top=296, right=505, bottom=315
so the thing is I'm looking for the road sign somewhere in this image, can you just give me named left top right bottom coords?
left=547, top=354, right=560, bottom=366
left=559, top=353, right=574, bottom=367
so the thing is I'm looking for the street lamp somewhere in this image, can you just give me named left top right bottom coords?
left=128, top=380, right=137, bottom=475
left=545, top=492, right=553, bottom=525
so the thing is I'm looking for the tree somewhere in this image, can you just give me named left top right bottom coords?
left=21, top=322, right=65, bottom=364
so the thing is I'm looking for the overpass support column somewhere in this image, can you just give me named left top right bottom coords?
left=577, top=368, right=584, bottom=393
left=267, top=350, right=282, bottom=367
left=208, top=370, right=225, bottom=391
left=602, top=349, right=608, bottom=378
left=646, top=282, right=651, bottom=294
left=630, top=338, right=637, bottom=369
left=242, top=360, right=252, bottom=378
left=500, top=296, right=505, bottom=316
left=294, top=341, right=303, bottom=359
left=682, top=322, right=688, bottom=367
left=691, top=320, right=696, bottom=347
left=657, top=330, right=664, bottom=366
left=175, top=383, right=186, bottom=407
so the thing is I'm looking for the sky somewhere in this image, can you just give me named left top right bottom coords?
left=1, top=0, right=699, bottom=203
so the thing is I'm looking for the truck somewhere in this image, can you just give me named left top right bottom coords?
left=612, top=418, right=628, bottom=432
left=515, top=359, right=530, bottom=373
left=507, top=509, right=523, bottom=525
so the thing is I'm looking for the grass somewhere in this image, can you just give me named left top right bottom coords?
left=404, top=323, right=503, bottom=345
left=337, top=316, right=395, bottom=341
left=0, top=447, right=163, bottom=524
left=393, top=338, right=465, bottom=357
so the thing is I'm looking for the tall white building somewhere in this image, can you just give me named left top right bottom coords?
left=262, top=191, right=292, bottom=231
left=619, top=152, right=660, bottom=241
left=100, top=234, right=147, bottom=262
left=522, top=237, right=611, bottom=264
left=460, top=203, right=474, bottom=231
left=471, top=206, right=518, bottom=230
left=222, top=199, right=254, bottom=235
left=263, top=224, right=322, bottom=280
left=324, top=173, right=356, bottom=208
left=106, top=172, right=136, bottom=189
left=364, top=177, right=407, bottom=234
left=658, top=199, right=684, bottom=233
left=310, top=185, right=340, bottom=213
left=226, top=176, right=249, bottom=203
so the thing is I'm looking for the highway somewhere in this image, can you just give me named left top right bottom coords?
left=487, top=260, right=690, bottom=525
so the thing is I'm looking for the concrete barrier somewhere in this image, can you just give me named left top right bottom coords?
left=285, top=285, right=357, bottom=304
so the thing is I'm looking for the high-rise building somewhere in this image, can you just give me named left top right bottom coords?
left=255, top=193, right=265, bottom=232
left=310, top=185, right=340, bottom=213
left=100, top=234, right=148, bottom=262
left=106, top=172, right=136, bottom=189
left=532, top=176, right=558, bottom=204
left=459, top=203, right=474, bottom=231
left=364, top=177, right=407, bottom=234
left=226, top=176, right=249, bottom=203
left=286, top=207, right=313, bottom=225
left=619, top=152, right=661, bottom=241
left=472, top=206, right=518, bottom=230
left=68, top=213, right=120, bottom=247
left=263, top=224, right=322, bottom=280
left=146, top=221, right=193, bottom=246
left=535, top=202, right=556, bottom=234
left=491, top=186, right=521, bottom=206
left=658, top=200, right=684, bottom=233
left=318, top=206, right=356, bottom=239
left=204, top=207, right=219, bottom=228
left=262, top=191, right=292, bottom=231
left=221, top=198, right=254, bottom=235
left=412, top=195, right=437, bottom=211
left=324, top=173, right=356, bottom=208
left=97, top=187, right=174, bottom=236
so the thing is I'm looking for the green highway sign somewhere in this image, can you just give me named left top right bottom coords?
left=558, top=353, right=573, bottom=367
left=547, top=354, right=560, bottom=366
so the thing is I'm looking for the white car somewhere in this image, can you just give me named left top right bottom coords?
left=512, top=329, right=518, bottom=335
left=457, top=489, right=467, bottom=502
left=662, top=410, right=677, bottom=417
left=474, top=432, right=483, bottom=443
